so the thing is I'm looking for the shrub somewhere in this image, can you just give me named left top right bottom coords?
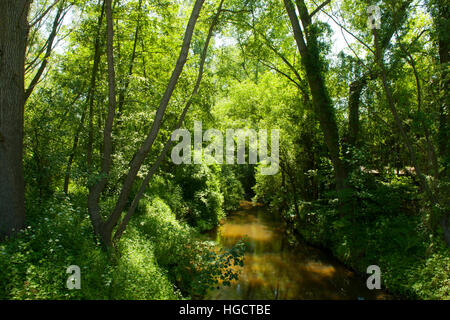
left=174, top=164, right=225, bottom=231
left=130, top=197, right=245, bottom=297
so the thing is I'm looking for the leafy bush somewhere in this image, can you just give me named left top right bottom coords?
left=408, top=247, right=450, bottom=299
left=0, top=195, right=111, bottom=299
left=130, top=197, right=245, bottom=297
left=0, top=193, right=245, bottom=300
left=112, top=228, right=180, bottom=300
left=174, top=164, right=225, bottom=231
left=288, top=176, right=450, bottom=300
left=218, top=166, right=245, bottom=211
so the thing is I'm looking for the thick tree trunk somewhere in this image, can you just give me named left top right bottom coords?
left=0, top=0, right=31, bottom=239
left=307, top=72, right=349, bottom=192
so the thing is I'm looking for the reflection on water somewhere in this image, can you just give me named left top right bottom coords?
left=205, top=203, right=390, bottom=300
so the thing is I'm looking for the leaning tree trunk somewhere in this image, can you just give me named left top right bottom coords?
left=86, top=0, right=206, bottom=247
left=283, top=0, right=349, bottom=193
left=0, top=0, right=31, bottom=239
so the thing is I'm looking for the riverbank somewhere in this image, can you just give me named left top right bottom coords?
left=0, top=193, right=243, bottom=300
left=286, top=202, right=449, bottom=300
left=204, top=202, right=390, bottom=300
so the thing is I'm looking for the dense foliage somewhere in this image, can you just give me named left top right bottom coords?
left=0, top=0, right=448, bottom=300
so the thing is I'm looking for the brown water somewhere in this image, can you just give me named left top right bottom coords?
left=205, top=203, right=390, bottom=300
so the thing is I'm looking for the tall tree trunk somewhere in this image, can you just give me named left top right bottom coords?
left=347, top=76, right=367, bottom=148
left=436, top=0, right=449, bottom=246
left=103, top=0, right=205, bottom=242
left=87, top=0, right=106, bottom=173
left=429, top=0, right=449, bottom=246
left=112, top=0, right=222, bottom=244
left=283, top=0, right=349, bottom=192
left=85, top=0, right=206, bottom=247
left=398, top=41, right=439, bottom=180
left=25, top=1, right=66, bottom=101
left=64, top=0, right=105, bottom=194
left=436, top=0, right=450, bottom=246
left=88, top=0, right=117, bottom=243
left=0, top=0, right=31, bottom=239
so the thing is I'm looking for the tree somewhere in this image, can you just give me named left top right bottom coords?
left=283, top=0, right=349, bottom=193
left=0, top=0, right=31, bottom=239
left=428, top=0, right=450, bottom=245
left=113, top=0, right=226, bottom=244
left=86, top=0, right=208, bottom=247
left=25, top=0, right=68, bottom=101
left=64, top=0, right=106, bottom=194
left=428, top=0, right=449, bottom=175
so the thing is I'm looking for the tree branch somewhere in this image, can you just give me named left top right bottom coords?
left=25, top=2, right=68, bottom=101
left=102, top=0, right=206, bottom=243
left=29, top=0, right=60, bottom=28
left=309, top=0, right=331, bottom=18
left=113, top=0, right=224, bottom=244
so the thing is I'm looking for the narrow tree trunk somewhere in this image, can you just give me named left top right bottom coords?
left=288, top=169, right=301, bottom=220
left=88, top=0, right=106, bottom=174
left=117, top=0, right=142, bottom=115
left=436, top=0, right=449, bottom=176
left=88, top=0, right=117, bottom=244
left=406, top=48, right=439, bottom=179
left=103, top=0, right=205, bottom=241
left=85, top=0, right=206, bottom=247
left=64, top=0, right=105, bottom=194
left=374, top=30, right=436, bottom=206
left=25, top=1, right=65, bottom=101
left=112, top=0, right=222, bottom=244
left=0, top=0, right=31, bottom=239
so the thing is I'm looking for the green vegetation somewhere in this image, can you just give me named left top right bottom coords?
left=0, top=0, right=448, bottom=300
left=0, top=181, right=245, bottom=299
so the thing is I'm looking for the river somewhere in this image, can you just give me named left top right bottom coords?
left=204, top=202, right=390, bottom=300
